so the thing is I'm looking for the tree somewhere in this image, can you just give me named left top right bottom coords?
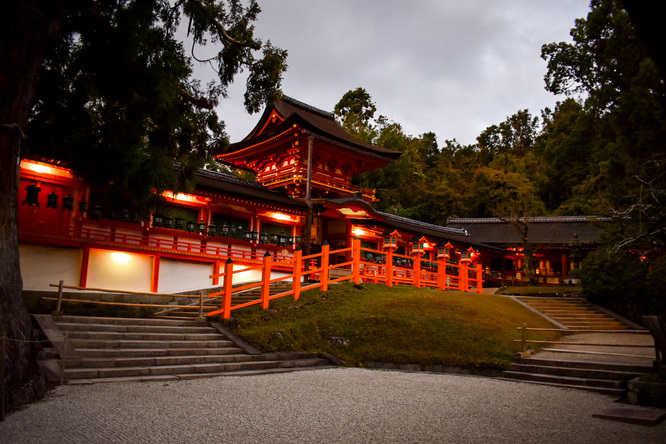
left=542, top=0, right=666, bottom=314
left=333, top=87, right=377, bottom=143
left=1, top=0, right=286, bottom=412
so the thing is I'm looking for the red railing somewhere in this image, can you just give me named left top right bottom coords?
left=207, top=238, right=483, bottom=319
left=19, top=222, right=292, bottom=264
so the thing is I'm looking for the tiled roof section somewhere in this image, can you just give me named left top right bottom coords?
left=446, top=216, right=610, bottom=245
left=195, top=168, right=307, bottom=209
left=378, top=211, right=469, bottom=237
left=281, top=96, right=335, bottom=119
left=231, top=96, right=401, bottom=161
left=448, top=216, right=610, bottom=224
left=273, top=96, right=402, bottom=159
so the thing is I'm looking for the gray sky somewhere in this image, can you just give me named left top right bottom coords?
left=205, top=0, right=591, bottom=146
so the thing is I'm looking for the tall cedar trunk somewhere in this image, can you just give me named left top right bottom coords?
left=1, top=0, right=75, bottom=412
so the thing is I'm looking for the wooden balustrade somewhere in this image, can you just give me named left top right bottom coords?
left=206, top=240, right=484, bottom=319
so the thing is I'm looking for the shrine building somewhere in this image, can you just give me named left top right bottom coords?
left=18, top=96, right=492, bottom=298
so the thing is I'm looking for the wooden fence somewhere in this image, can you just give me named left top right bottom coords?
left=207, top=238, right=483, bottom=319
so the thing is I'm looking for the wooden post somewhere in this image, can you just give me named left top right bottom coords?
left=386, top=249, right=393, bottom=287
left=53, top=280, right=64, bottom=316
left=292, top=248, right=302, bottom=301
left=320, top=242, right=330, bottom=292
left=460, top=262, right=468, bottom=291
left=521, top=323, right=527, bottom=353
left=438, top=257, right=446, bottom=290
left=261, top=252, right=272, bottom=309
left=476, top=263, right=483, bottom=293
left=195, top=290, right=205, bottom=322
left=413, top=256, right=421, bottom=288
left=222, top=258, right=233, bottom=320
left=352, top=237, right=361, bottom=285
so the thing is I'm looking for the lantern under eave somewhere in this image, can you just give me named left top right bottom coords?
left=411, top=236, right=429, bottom=256
left=460, top=246, right=476, bottom=263
left=382, top=229, right=401, bottom=250
left=437, top=242, right=454, bottom=260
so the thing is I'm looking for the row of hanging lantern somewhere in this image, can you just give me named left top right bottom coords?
left=21, top=186, right=110, bottom=221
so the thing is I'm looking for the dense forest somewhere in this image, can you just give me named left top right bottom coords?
left=337, top=0, right=665, bottom=316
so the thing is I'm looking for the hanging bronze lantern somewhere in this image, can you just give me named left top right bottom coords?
left=46, top=191, right=58, bottom=209
left=62, top=195, right=74, bottom=211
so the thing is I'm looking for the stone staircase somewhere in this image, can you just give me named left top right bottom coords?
left=513, top=296, right=631, bottom=330
left=501, top=296, right=655, bottom=396
left=501, top=357, right=652, bottom=397
left=35, top=314, right=336, bottom=384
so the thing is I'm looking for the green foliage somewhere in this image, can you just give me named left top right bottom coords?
left=231, top=283, right=560, bottom=370
left=26, top=0, right=286, bottom=214
left=580, top=248, right=666, bottom=320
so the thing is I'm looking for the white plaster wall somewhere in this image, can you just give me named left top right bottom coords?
left=87, top=249, right=152, bottom=292
left=19, top=245, right=82, bottom=291
left=158, top=259, right=215, bottom=293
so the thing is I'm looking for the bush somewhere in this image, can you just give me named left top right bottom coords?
left=580, top=248, right=666, bottom=322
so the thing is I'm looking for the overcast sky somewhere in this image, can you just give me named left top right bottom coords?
left=204, top=0, right=591, bottom=146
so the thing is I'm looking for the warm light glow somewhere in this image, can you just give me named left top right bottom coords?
left=423, top=243, right=430, bottom=249
left=266, top=211, right=297, bottom=222
left=162, top=191, right=201, bottom=203
left=110, top=252, right=132, bottom=264
left=353, top=227, right=373, bottom=237
left=21, top=160, right=73, bottom=178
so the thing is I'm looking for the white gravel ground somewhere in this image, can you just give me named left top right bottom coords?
left=1, top=368, right=665, bottom=444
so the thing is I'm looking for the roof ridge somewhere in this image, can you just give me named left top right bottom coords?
left=282, top=95, right=336, bottom=120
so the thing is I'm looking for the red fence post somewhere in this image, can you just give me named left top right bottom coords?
left=386, top=249, right=393, bottom=287
left=222, top=258, right=233, bottom=320
left=352, top=237, right=361, bottom=285
left=292, top=248, right=302, bottom=301
left=321, top=242, right=330, bottom=292
left=261, top=252, right=272, bottom=309
left=460, top=262, right=468, bottom=291
left=413, top=255, right=421, bottom=288
left=476, top=263, right=483, bottom=293
left=438, top=257, right=446, bottom=290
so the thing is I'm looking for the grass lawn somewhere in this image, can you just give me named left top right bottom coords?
left=229, top=283, right=561, bottom=371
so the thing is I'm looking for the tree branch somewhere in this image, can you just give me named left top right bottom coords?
left=188, top=0, right=261, bottom=50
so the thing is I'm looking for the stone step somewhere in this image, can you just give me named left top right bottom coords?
left=521, top=358, right=653, bottom=374
left=64, top=353, right=265, bottom=368
left=501, top=371, right=625, bottom=390
left=55, top=315, right=205, bottom=327
left=66, top=365, right=338, bottom=385
left=64, top=357, right=331, bottom=380
left=68, top=338, right=234, bottom=349
left=63, top=331, right=225, bottom=341
left=509, top=363, right=643, bottom=381
left=75, top=347, right=245, bottom=358
left=52, top=322, right=218, bottom=334
left=499, top=376, right=626, bottom=397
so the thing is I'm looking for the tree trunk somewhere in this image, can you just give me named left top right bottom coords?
left=1, top=0, right=75, bottom=412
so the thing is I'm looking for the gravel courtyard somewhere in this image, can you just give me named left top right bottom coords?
left=1, top=368, right=664, bottom=443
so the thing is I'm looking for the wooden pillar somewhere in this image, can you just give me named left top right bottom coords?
left=386, top=249, right=394, bottom=287
left=320, top=242, right=330, bottom=292
left=352, top=237, right=361, bottom=285
left=222, top=258, right=233, bottom=319
left=413, top=255, right=421, bottom=288
left=151, top=255, right=160, bottom=293
left=476, top=263, right=483, bottom=293
left=261, top=252, right=272, bottom=309
left=292, top=248, right=302, bottom=300
left=79, top=246, right=90, bottom=288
